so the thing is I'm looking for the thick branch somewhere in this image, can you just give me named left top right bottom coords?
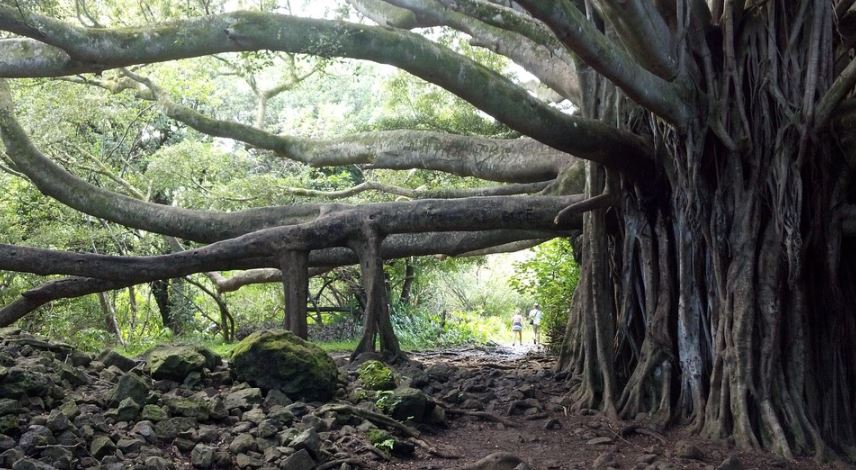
left=816, top=56, right=856, bottom=129
left=0, top=8, right=653, bottom=175
left=364, top=0, right=581, bottom=101
left=0, top=229, right=563, bottom=325
left=516, top=0, right=691, bottom=126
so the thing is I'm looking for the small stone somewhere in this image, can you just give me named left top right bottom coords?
left=18, top=426, right=55, bottom=454
left=229, top=433, right=256, bottom=454
left=132, top=420, right=156, bottom=441
left=90, top=434, right=116, bottom=458
left=0, top=433, right=14, bottom=450
left=241, top=407, right=265, bottom=424
left=0, top=399, right=22, bottom=416
left=45, top=409, right=71, bottom=432
left=11, top=457, right=55, bottom=470
left=154, top=417, right=197, bottom=441
left=224, top=388, right=263, bottom=411
left=39, top=445, right=74, bottom=468
left=290, top=428, right=320, bottom=457
left=141, top=404, right=168, bottom=422
left=116, top=397, right=141, bottom=421
left=280, top=448, right=315, bottom=470
left=117, top=437, right=145, bottom=454
left=675, top=440, right=704, bottom=460
left=263, top=389, right=291, bottom=409
left=175, top=437, right=196, bottom=452
left=593, top=451, right=616, bottom=469
left=586, top=436, right=614, bottom=446
left=716, top=455, right=743, bottom=470
left=144, top=456, right=174, bottom=470
left=191, top=443, right=215, bottom=468
left=637, top=454, right=658, bottom=464
left=543, top=418, right=562, bottom=430
left=235, top=453, right=261, bottom=468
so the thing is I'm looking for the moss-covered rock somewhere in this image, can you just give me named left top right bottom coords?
left=357, top=360, right=396, bottom=391
left=230, top=330, right=337, bottom=402
left=147, top=345, right=220, bottom=382
left=378, top=387, right=428, bottom=422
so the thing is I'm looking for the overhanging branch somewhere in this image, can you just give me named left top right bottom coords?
left=0, top=7, right=654, bottom=175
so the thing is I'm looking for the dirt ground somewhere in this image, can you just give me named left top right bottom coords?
left=374, top=345, right=846, bottom=470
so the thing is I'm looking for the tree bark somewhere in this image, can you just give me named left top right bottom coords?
left=281, top=250, right=309, bottom=339
left=349, top=227, right=402, bottom=361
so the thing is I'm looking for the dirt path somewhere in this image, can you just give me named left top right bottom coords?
left=375, top=345, right=833, bottom=470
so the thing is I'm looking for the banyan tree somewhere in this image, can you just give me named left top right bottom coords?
left=0, top=0, right=855, bottom=460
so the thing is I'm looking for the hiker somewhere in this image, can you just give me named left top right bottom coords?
left=528, top=303, right=543, bottom=345
left=511, top=311, right=524, bottom=346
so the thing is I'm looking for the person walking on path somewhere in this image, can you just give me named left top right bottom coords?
left=511, top=311, right=524, bottom=346
left=528, top=303, right=543, bottom=345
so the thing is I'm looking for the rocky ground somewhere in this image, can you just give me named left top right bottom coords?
left=0, top=327, right=845, bottom=470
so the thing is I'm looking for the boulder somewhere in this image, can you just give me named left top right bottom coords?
left=357, top=360, right=396, bottom=391
left=147, top=345, right=220, bottom=382
left=230, top=330, right=337, bottom=401
left=191, top=443, right=215, bottom=468
left=90, top=435, right=116, bottom=459
left=0, top=367, right=49, bottom=399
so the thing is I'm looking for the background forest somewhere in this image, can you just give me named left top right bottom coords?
left=0, top=0, right=577, bottom=355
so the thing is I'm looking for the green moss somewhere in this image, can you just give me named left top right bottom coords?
left=357, top=360, right=396, bottom=391
left=366, top=428, right=392, bottom=445
left=230, top=329, right=337, bottom=401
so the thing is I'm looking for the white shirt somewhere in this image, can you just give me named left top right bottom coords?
left=528, top=308, right=542, bottom=325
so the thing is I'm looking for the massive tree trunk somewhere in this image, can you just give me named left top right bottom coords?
left=543, top=0, right=856, bottom=460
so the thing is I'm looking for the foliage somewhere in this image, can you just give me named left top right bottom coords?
left=357, top=360, right=396, bottom=391
left=510, top=239, right=579, bottom=351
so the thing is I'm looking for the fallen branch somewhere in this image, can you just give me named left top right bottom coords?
left=317, top=458, right=368, bottom=469
left=439, top=403, right=519, bottom=427
left=620, top=424, right=667, bottom=444
left=315, top=403, right=460, bottom=458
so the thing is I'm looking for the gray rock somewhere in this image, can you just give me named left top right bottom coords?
left=90, top=435, right=116, bottom=458
left=45, top=410, right=71, bottom=433
left=0, top=433, right=14, bottom=450
left=461, top=452, right=528, bottom=470
left=141, top=404, right=168, bottom=422
left=383, top=387, right=429, bottom=422
left=0, top=398, right=22, bottom=416
left=290, top=428, right=320, bottom=457
left=263, top=389, right=291, bottom=409
left=225, top=388, right=263, bottom=411
left=11, top=457, right=55, bottom=470
left=0, top=448, right=24, bottom=468
left=116, top=397, right=141, bottom=422
left=132, top=420, right=156, bottom=441
left=235, top=453, right=261, bottom=468
left=18, top=426, right=55, bottom=453
left=229, top=433, right=256, bottom=454
left=147, top=345, right=219, bottom=382
left=39, top=445, right=73, bottom=468
left=154, top=417, right=197, bottom=441
left=675, top=440, right=704, bottom=460
left=280, top=449, right=315, bottom=470
left=99, top=351, right=137, bottom=372
left=716, top=455, right=743, bottom=470
left=191, top=443, right=215, bottom=468
left=165, top=397, right=209, bottom=421
left=109, top=373, right=149, bottom=407
left=242, top=407, right=265, bottom=425
left=117, top=437, right=145, bottom=454
left=144, top=456, right=175, bottom=470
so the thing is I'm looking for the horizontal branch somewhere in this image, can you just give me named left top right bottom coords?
left=0, top=7, right=654, bottom=175
left=71, top=74, right=576, bottom=184
left=276, top=180, right=552, bottom=199
left=0, top=229, right=562, bottom=325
